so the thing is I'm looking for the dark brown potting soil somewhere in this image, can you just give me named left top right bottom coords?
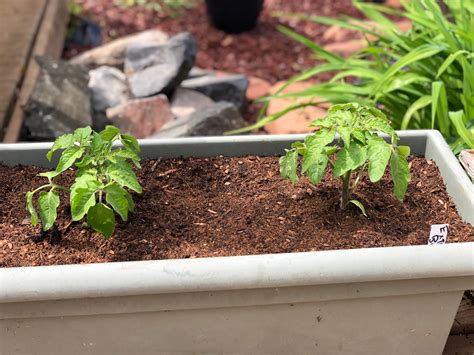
left=1, top=156, right=472, bottom=268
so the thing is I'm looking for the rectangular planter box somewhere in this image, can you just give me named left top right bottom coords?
left=1, top=130, right=473, bottom=354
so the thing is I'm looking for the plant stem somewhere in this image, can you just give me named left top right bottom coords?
left=31, top=184, right=53, bottom=195
left=340, top=171, right=351, bottom=210
left=350, top=168, right=364, bottom=194
left=51, top=184, right=70, bottom=192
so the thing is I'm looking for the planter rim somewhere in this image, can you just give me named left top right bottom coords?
left=0, top=129, right=472, bottom=303
left=1, top=129, right=444, bottom=150
left=1, top=242, right=473, bottom=303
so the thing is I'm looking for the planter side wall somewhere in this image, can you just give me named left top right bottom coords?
left=425, top=131, right=474, bottom=223
left=0, top=288, right=463, bottom=354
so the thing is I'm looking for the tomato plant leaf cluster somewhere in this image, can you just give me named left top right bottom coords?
left=280, top=103, right=411, bottom=214
left=26, top=126, right=142, bottom=238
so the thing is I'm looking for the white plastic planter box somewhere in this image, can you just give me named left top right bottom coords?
left=0, top=130, right=473, bottom=354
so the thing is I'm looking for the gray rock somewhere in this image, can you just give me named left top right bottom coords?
left=187, top=67, right=216, bottom=79
left=125, top=32, right=197, bottom=97
left=69, top=29, right=169, bottom=69
left=106, top=94, right=174, bottom=138
left=153, top=101, right=246, bottom=138
left=23, top=56, right=92, bottom=141
left=171, top=87, right=214, bottom=120
left=89, top=66, right=130, bottom=112
left=180, top=74, right=249, bottom=111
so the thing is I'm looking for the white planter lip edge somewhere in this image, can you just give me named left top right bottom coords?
left=0, top=129, right=472, bottom=304
left=0, top=129, right=439, bottom=151
left=1, top=242, right=473, bottom=303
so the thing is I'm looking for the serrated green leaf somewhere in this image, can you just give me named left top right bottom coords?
left=329, top=109, right=353, bottom=125
left=279, top=149, right=299, bottom=184
left=352, top=129, right=365, bottom=143
left=306, top=154, right=329, bottom=185
left=109, top=148, right=142, bottom=168
left=106, top=161, right=143, bottom=193
left=77, top=167, right=98, bottom=179
left=90, top=132, right=107, bottom=152
left=333, top=144, right=367, bottom=177
left=302, top=129, right=336, bottom=173
left=87, top=203, right=115, bottom=238
left=390, top=146, right=411, bottom=201
left=70, top=184, right=98, bottom=221
left=105, top=183, right=130, bottom=221
left=69, top=172, right=102, bottom=221
left=337, top=127, right=352, bottom=147
left=73, top=127, right=93, bottom=146
left=367, top=136, right=392, bottom=182
left=398, top=145, right=411, bottom=157
left=112, top=148, right=140, bottom=161
left=366, top=106, right=389, bottom=121
left=73, top=170, right=99, bottom=186
left=349, top=199, right=367, bottom=217
left=26, top=191, right=38, bottom=226
left=46, top=133, right=74, bottom=161
left=291, top=141, right=306, bottom=155
left=309, top=117, right=335, bottom=128
left=100, top=125, right=120, bottom=141
left=328, top=103, right=359, bottom=113
left=124, top=190, right=135, bottom=212
left=55, top=146, right=85, bottom=173
left=364, top=117, right=396, bottom=138
left=324, top=146, right=339, bottom=155
left=75, top=155, right=94, bottom=169
left=38, top=190, right=60, bottom=231
left=121, top=134, right=140, bottom=153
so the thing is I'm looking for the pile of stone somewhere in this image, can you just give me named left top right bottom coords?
left=23, top=30, right=249, bottom=140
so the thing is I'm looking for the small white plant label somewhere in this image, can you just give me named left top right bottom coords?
left=428, top=224, right=449, bottom=245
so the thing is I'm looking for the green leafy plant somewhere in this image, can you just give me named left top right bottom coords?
left=280, top=103, right=411, bottom=214
left=26, top=126, right=142, bottom=238
left=234, top=0, right=474, bottom=154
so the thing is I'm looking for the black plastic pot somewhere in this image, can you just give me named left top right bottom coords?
left=205, top=0, right=264, bottom=34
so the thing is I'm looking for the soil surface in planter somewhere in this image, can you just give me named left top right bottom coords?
left=1, top=156, right=473, bottom=267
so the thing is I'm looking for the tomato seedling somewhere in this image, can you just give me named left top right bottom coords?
left=280, top=103, right=411, bottom=215
left=26, top=126, right=142, bottom=238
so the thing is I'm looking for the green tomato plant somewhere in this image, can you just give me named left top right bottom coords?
left=26, top=126, right=142, bottom=238
left=280, top=103, right=411, bottom=215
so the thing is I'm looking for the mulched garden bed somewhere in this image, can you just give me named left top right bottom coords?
left=64, top=1, right=372, bottom=125
left=1, top=156, right=472, bottom=268
left=65, top=0, right=364, bottom=83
